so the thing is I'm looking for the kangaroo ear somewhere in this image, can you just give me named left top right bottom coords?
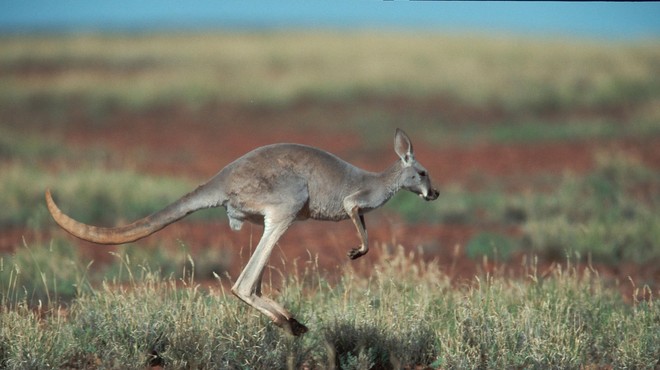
left=394, top=128, right=414, bottom=163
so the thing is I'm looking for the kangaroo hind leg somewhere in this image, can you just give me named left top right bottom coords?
left=231, top=214, right=308, bottom=336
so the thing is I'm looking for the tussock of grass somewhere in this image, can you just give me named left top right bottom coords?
left=0, top=239, right=92, bottom=306
left=1, top=244, right=658, bottom=369
left=106, top=243, right=233, bottom=284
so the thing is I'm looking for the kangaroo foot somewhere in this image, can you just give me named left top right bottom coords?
left=347, top=247, right=367, bottom=260
left=280, top=317, right=309, bottom=336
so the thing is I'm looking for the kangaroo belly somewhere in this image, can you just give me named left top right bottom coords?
left=305, top=193, right=351, bottom=221
left=309, top=208, right=350, bottom=222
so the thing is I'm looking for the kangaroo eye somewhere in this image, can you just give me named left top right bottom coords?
left=419, top=171, right=427, bottom=177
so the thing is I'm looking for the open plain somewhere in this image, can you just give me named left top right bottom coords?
left=0, top=33, right=658, bottom=368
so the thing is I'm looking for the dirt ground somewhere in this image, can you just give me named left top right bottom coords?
left=12, top=101, right=660, bottom=298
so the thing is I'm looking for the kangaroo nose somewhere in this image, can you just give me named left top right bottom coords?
left=424, top=188, right=439, bottom=201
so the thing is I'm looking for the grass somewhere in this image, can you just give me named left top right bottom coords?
left=521, top=151, right=660, bottom=263
left=0, top=238, right=232, bottom=306
left=0, top=244, right=657, bottom=369
left=0, top=126, right=215, bottom=229
left=388, top=150, right=660, bottom=264
left=1, top=33, right=659, bottom=112
left=0, top=239, right=91, bottom=307
left=0, top=163, right=225, bottom=229
left=479, top=118, right=660, bottom=144
left=0, top=126, right=191, bottom=228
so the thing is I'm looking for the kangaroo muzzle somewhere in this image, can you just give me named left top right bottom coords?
left=421, top=188, right=439, bottom=201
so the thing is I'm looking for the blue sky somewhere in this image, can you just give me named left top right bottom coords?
left=1, top=1, right=659, bottom=40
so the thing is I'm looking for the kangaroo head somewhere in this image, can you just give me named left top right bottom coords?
left=394, top=128, right=439, bottom=201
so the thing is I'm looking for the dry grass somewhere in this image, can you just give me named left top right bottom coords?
left=1, top=244, right=658, bottom=369
left=1, top=32, right=658, bottom=110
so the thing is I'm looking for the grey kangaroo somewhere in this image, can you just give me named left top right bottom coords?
left=46, top=128, right=439, bottom=335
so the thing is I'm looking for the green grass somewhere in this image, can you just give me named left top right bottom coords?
left=521, top=151, right=660, bottom=263
left=0, top=239, right=92, bottom=307
left=0, top=244, right=657, bottom=369
left=0, top=238, right=232, bottom=305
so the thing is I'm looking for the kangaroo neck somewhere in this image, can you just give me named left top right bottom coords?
left=374, top=160, right=404, bottom=202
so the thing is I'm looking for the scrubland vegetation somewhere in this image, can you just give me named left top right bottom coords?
left=1, top=245, right=658, bottom=369
left=0, top=32, right=659, bottom=368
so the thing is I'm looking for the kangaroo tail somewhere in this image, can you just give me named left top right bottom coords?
left=45, top=186, right=215, bottom=245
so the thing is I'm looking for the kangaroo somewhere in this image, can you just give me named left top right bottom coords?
left=46, top=128, right=438, bottom=336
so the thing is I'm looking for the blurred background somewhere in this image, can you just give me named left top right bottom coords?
left=1, top=1, right=659, bottom=299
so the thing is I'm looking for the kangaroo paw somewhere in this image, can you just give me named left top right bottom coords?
left=347, top=247, right=367, bottom=260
